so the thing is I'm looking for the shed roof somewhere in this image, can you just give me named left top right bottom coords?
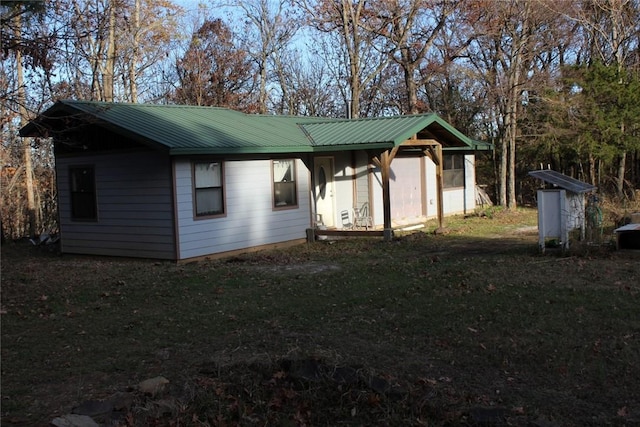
left=528, top=170, right=596, bottom=194
left=21, top=100, right=489, bottom=155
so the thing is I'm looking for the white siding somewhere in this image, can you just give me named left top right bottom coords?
left=369, top=153, right=478, bottom=226
left=443, top=188, right=466, bottom=214
left=371, top=167, right=383, bottom=226
left=425, top=158, right=438, bottom=218
left=56, top=150, right=175, bottom=259
left=440, top=154, right=476, bottom=215
left=354, top=151, right=370, bottom=209
left=331, top=154, right=356, bottom=228
left=175, top=158, right=311, bottom=259
left=464, top=154, right=476, bottom=214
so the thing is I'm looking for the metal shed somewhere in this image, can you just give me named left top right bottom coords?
left=528, top=170, right=596, bottom=252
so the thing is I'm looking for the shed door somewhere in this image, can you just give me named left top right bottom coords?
left=314, top=157, right=335, bottom=227
left=390, top=157, right=423, bottom=220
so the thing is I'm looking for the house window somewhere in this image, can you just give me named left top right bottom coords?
left=194, top=161, right=224, bottom=217
left=443, top=154, right=465, bottom=188
left=69, top=166, right=97, bottom=220
left=272, top=159, right=297, bottom=208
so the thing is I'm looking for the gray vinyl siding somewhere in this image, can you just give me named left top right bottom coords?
left=56, top=150, right=175, bottom=259
left=175, top=158, right=311, bottom=260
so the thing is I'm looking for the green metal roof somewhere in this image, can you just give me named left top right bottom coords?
left=299, top=113, right=478, bottom=151
left=21, top=100, right=489, bottom=155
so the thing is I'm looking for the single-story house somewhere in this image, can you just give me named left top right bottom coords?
left=20, top=100, right=491, bottom=261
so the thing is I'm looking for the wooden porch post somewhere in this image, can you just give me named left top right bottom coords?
left=374, top=147, right=399, bottom=241
left=426, top=143, right=444, bottom=231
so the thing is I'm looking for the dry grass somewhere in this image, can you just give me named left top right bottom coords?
left=2, top=208, right=639, bottom=426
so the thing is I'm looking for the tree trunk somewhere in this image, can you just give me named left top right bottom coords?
left=258, top=61, right=268, bottom=114
left=617, top=151, right=626, bottom=197
left=499, top=136, right=508, bottom=206
left=507, top=98, right=518, bottom=209
left=14, top=12, right=37, bottom=238
left=103, top=0, right=117, bottom=102
left=400, top=47, right=418, bottom=114
left=129, top=0, right=140, bottom=102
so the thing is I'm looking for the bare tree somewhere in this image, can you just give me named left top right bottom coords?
left=467, top=0, right=542, bottom=208
left=366, top=0, right=457, bottom=114
left=228, top=0, right=302, bottom=114
left=302, top=0, right=390, bottom=118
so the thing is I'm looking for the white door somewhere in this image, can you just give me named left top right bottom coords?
left=314, top=157, right=335, bottom=227
left=389, top=157, right=423, bottom=219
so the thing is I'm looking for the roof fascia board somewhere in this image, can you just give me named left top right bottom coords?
left=310, top=143, right=394, bottom=153
left=170, top=146, right=314, bottom=155
left=444, top=146, right=490, bottom=152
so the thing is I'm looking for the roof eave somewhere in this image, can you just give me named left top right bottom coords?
left=170, top=146, right=315, bottom=156
left=311, top=142, right=394, bottom=153
left=19, top=101, right=73, bottom=137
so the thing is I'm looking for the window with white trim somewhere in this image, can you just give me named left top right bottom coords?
left=272, top=159, right=297, bottom=208
left=194, top=161, right=224, bottom=216
left=443, top=154, right=465, bottom=188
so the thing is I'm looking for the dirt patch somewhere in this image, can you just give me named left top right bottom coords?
left=248, top=261, right=341, bottom=275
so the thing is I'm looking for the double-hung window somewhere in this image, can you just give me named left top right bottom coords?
left=194, top=161, right=224, bottom=217
left=272, top=159, right=297, bottom=208
left=69, top=166, right=97, bottom=221
left=443, top=154, right=465, bottom=189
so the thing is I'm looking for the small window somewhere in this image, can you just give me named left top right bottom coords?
left=272, top=159, right=297, bottom=208
left=443, top=154, right=465, bottom=188
left=194, top=161, right=224, bottom=217
left=69, top=166, right=97, bottom=220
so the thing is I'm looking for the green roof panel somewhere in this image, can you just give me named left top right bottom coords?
left=299, top=113, right=476, bottom=149
left=56, top=101, right=316, bottom=154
